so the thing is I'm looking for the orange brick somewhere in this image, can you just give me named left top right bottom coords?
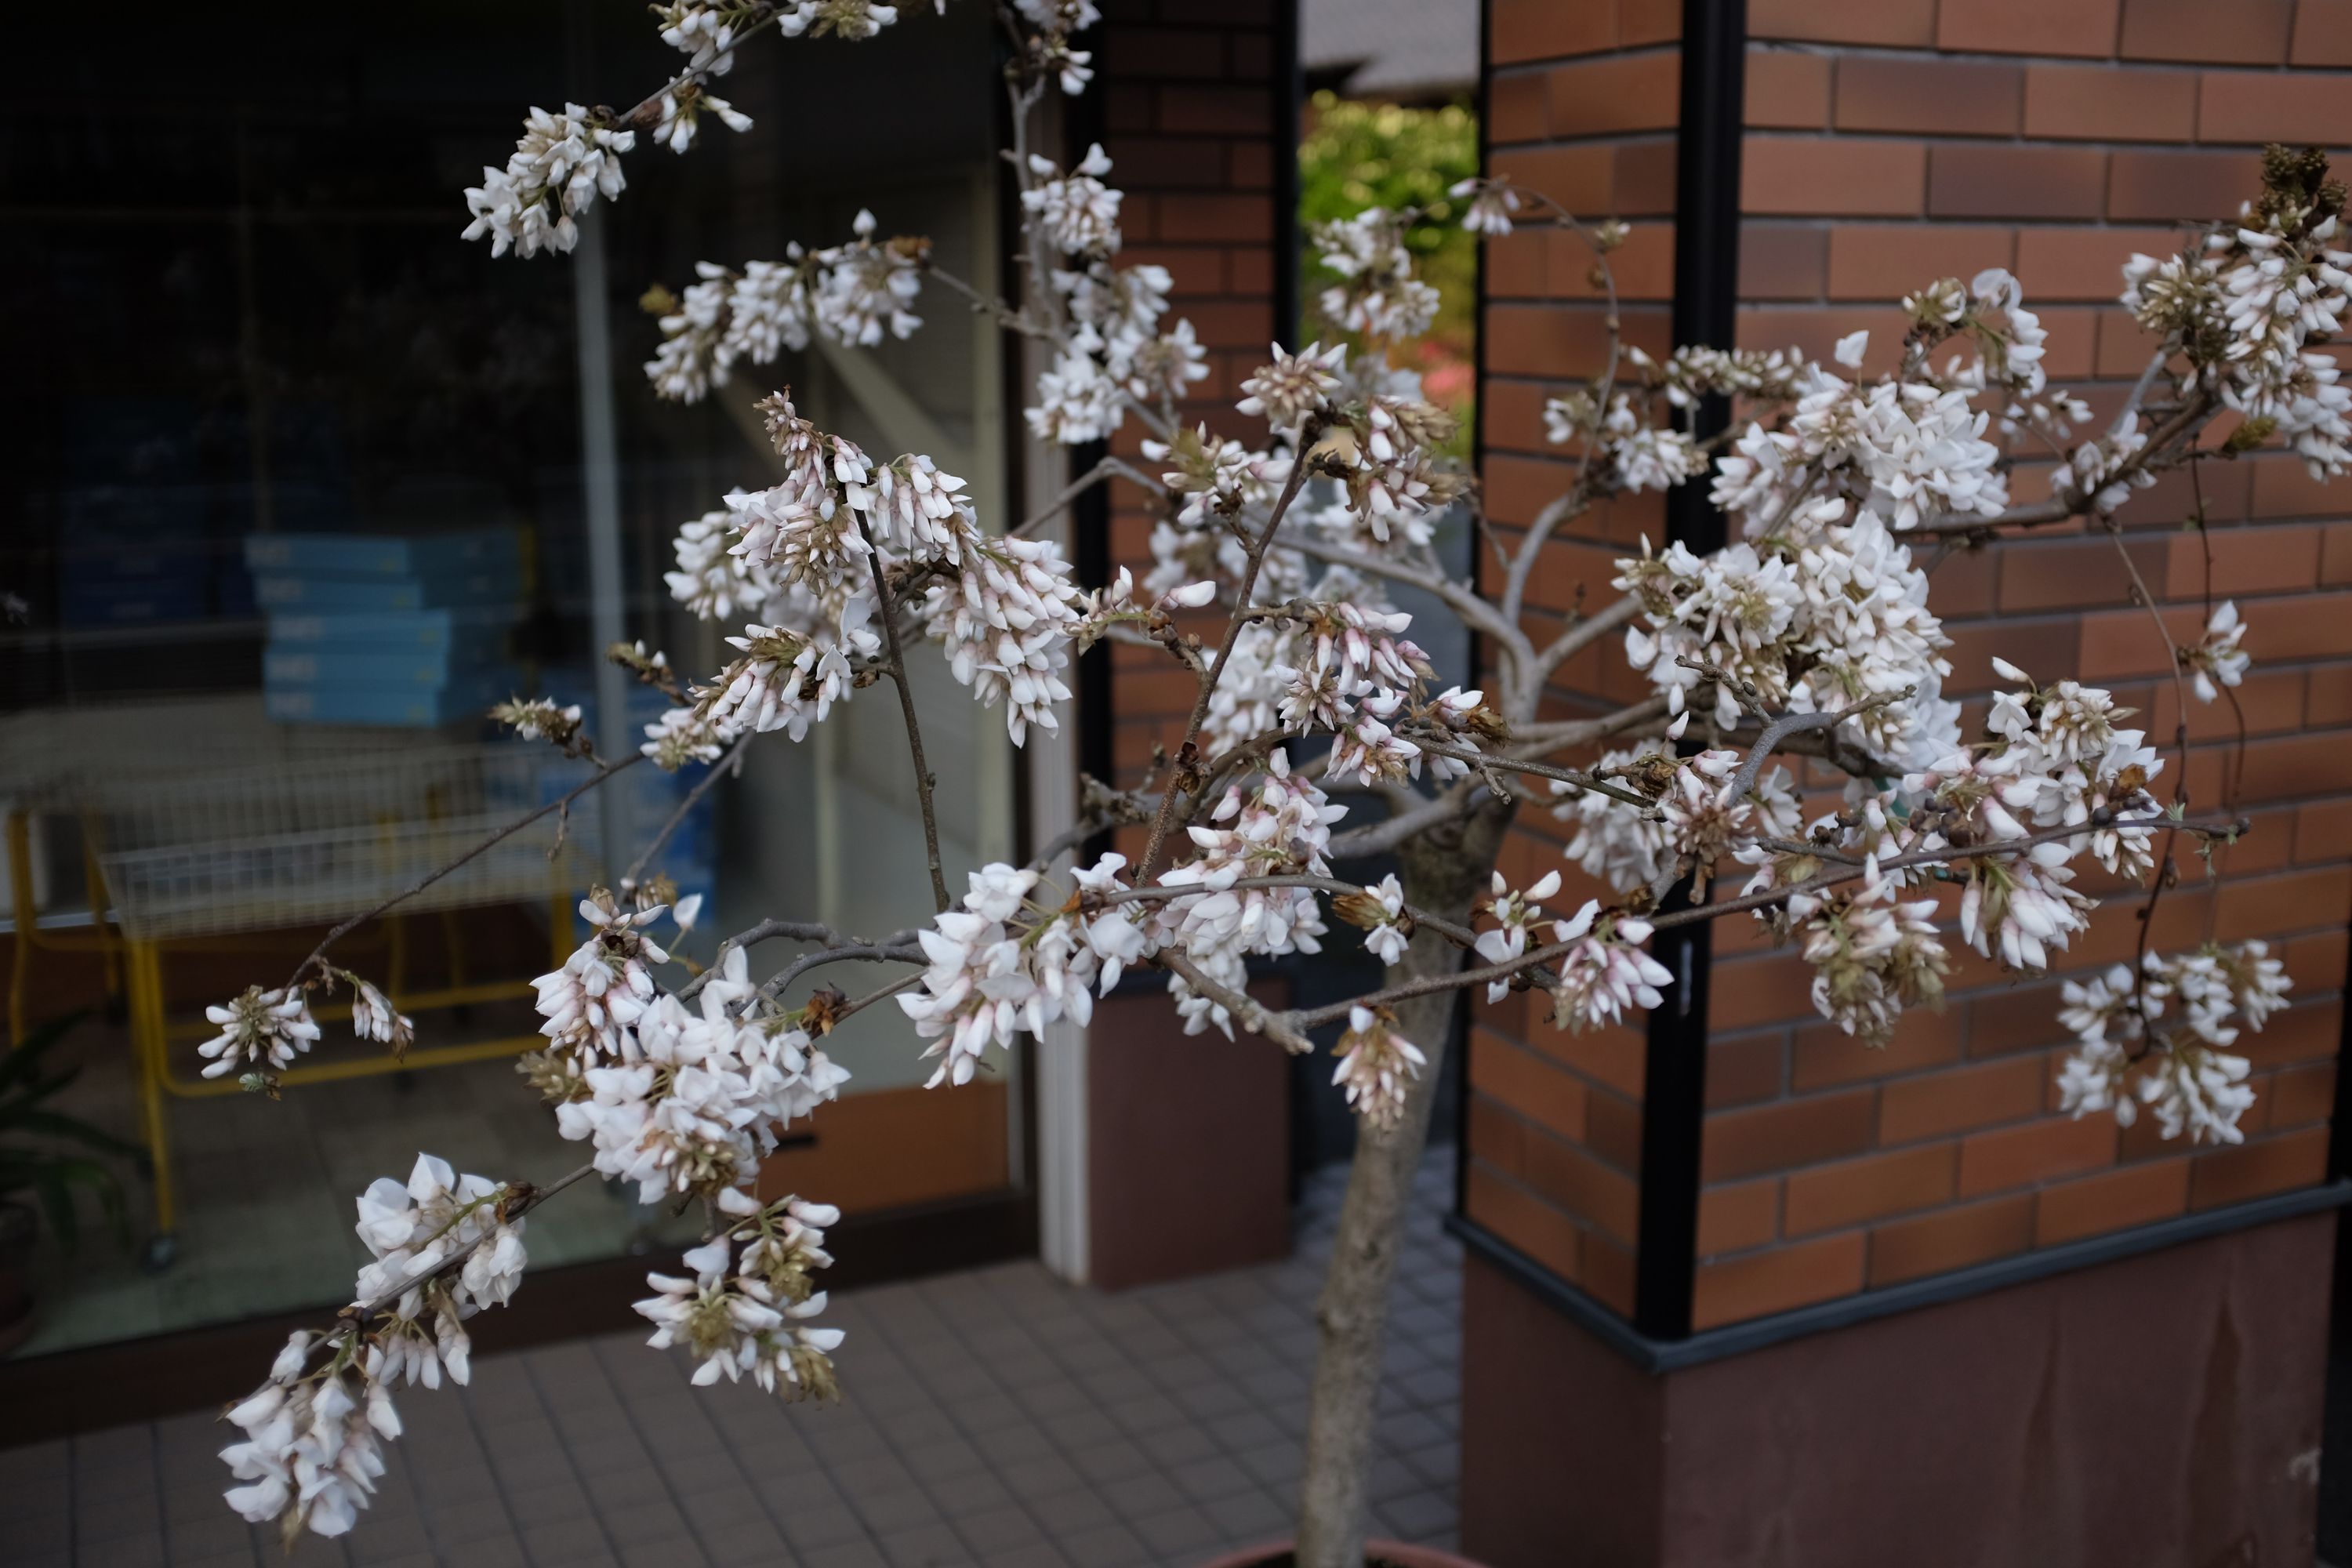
left=1697, top=1178, right=1781, bottom=1257
left=2216, top=866, right=2352, bottom=943
left=2296, top=798, right=2352, bottom=862
left=2310, top=667, right=2352, bottom=728
left=1826, top=225, right=2015, bottom=302
left=1523, top=1127, right=1640, bottom=1244
left=2293, top=0, right=2352, bottom=64
left=1470, top=1033, right=1588, bottom=1144
left=1468, top=1094, right=1528, bottom=1181
left=1940, top=0, right=2120, bottom=55
left=1586, top=1087, right=1644, bottom=1174
left=1466, top=1163, right=1581, bottom=1283
left=1998, top=534, right=2166, bottom=613
left=2110, top=149, right=2263, bottom=222
left=1835, top=56, right=2022, bottom=136
left=1584, top=1232, right=1637, bottom=1316
left=2199, top=71, right=2352, bottom=145
left=1867, top=1194, right=2036, bottom=1286
left=2122, top=0, right=2294, bottom=64
left=1784, top=1144, right=1958, bottom=1238
left=2034, top=1159, right=2190, bottom=1244
left=2161, top=523, right=2319, bottom=597
left=1708, top=1031, right=1788, bottom=1109
left=2283, top=931, right=2350, bottom=994
left=1693, top=1232, right=1867, bottom=1329
left=1747, top=49, right=1829, bottom=130
left=1702, top=1089, right=1878, bottom=1183
left=1750, top=0, right=1936, bottom=45
left=1958, top=1115, right=2118, bottom=1196
left=1929, top=145, right=2108, bottom=220
left=2190, top=1127, right=2330, bottom=1210
left=1491, top=145, right=1613, bottom=213
left=1483, top=303, right=1616, bottom=379
left=2015, top=226, right=2186, bottom=301
left=1533, top=1021, right=1646, bottom=1101
left=1490, top=0, right=1617, bottom=64
left=1740, top=224, right=1829, bottom=299
left=1611, top=138, right=1679, bottom=218
left=2241, top=1000, right=2343, bottom=1071
left=1792, top=1008, right=1962, bottom=1091
left=1490, top=70, right=1548, bottom=145
left=2023, top=64, right=2198, bottom=141
left=1879, top=1056, right=2052, bottom=1145
left=1744, top=136, right=1926, bottom=217
left=1546, top=51, right=1680, bottom=137
left=2267, top=1062, right=2339, bottom=1130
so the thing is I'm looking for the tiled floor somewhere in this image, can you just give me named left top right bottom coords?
left=24, top=1011, right=699, bottom=1356
left=0, top=1153, right=1463, bottom=1567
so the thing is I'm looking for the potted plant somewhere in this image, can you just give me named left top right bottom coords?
left=186, top=7, right=2325, bottom=1563
left=1, top=1010, right=139, bottom=1356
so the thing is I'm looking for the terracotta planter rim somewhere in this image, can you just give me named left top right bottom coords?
left=1196, top=1539, right=1486, bottom=1568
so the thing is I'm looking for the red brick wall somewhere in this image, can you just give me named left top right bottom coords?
left=1470, top=0, right=2352, bottom=1334
left=1097, top=0, right=1284, bottom=858
left=1467, top=1, right=1690, bottom=1319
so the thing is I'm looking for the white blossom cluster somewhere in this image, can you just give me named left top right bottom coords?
left=220, top=1339, right=399, bottom=1544
left=351, top=1154, right=527, bottom=1389
left=1554, top=745, right=1800, bottom=896
left=644, top=393, right=1111, bottom=757
left=637, top=1189, right=845, bottom=1398
left=644, top=211, right=924, bottom=402
left=1313, top=209, right=1441, bottom=343
left=198, top=985, right=321, bottom=1082
left=898, top=857, right=1131, bottom=1089
left=2122, top=151, right=2352, bottom=480
left=1149, top=752, right=1343, bottom=1036
left=2056, top=942, right=2292, bottom=1143
left=532, top=889, right=671, bottom=1060
left=462, top=105, right=634, bottom=260
left=1332, top=1005, right=1427, bottom=1129
left=545, top=942, right=848, bottom=1204
left=220, top=1154, right=529, bottom=1543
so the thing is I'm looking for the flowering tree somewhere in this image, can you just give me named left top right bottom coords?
left=191, top=5, right=2350, bottom=1563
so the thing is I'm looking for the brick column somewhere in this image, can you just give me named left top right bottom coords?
left=1462, top=1, right=2352, bottom=1560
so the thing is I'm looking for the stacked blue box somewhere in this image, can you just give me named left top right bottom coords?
left=252, top=529, right=528, bottom=728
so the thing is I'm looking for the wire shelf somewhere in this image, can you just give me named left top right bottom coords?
left=84, top=742, right=598, bottom=942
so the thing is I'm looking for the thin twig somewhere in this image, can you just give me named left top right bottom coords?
left=1280, top=813, right=2247, bottom=1030
left=1135, top=450, right=1318, bottom=880
left=622, top=732, right=751, bottom=891
left=287, top=754, right=648, bottom=989
left=870, top=555, right=951, bottom=913
left=759, top=935, right=925, bottom=1003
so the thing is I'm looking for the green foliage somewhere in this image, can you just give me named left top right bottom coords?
left=1297, top=91, right=1479, bottom=426
left=0, top=1011, right=138, bottom=1256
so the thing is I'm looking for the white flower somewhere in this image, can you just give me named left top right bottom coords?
left=532, top=889, right=671, bottom=1060
left=198, top=986, right=321, bottom=1080
left=1237, top=341, right=1345, bottom=432
left=1547, top=912, right=1671, bottom=1033
left=635, top=1202, right=844, bottom=1401
left=220, top=1356, right=397, bottom=1541
left=462, top=104, right=634, bottom=260
left=2183, top=600, right=2250, bottom=702
left=1332, top=1006, right=1427, bottom=1128
left=1449, top=176, right=1520, bottom=237
left=348, top=976, right=413, bottom=1058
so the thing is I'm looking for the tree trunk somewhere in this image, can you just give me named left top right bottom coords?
left=1294, top=797, right=1515, bottom=1568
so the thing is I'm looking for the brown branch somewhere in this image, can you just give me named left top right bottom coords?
left=1134, top=448, right=1318, bottom=880
left=622, top=731, right=751, bottom=891
left=870, top=555, right=952, bottom=913
left=1283, top=813, right=2246, bottom=1031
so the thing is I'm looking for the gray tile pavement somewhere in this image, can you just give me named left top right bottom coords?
left=0, top=1153, right=1462, bottom=1567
